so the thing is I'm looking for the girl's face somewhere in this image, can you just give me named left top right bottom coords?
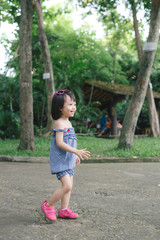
left=61, top=94, right=76, bottom=118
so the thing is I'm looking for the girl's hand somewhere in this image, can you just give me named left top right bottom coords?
left=76, top=148, right=90, bottom=160
left=76, top=156, right=80, bottom=165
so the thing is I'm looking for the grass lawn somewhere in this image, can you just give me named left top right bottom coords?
left=0, top=136, right=160, bottom=158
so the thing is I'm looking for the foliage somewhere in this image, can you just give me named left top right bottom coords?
left=0, top=74, right=20, bottom=138
left=151, top=70, right=160, bottom=93
left=78, top=1, right=138, bottom=84
left=0, top=0, right=20, bottom=25
left=72, top=101, right=101, bottom=133
left=45, top=14, right=114, bottom=86
left=116, top=99, right=130, bottom=123
left=150, top=40, right=160, bottom=93
left=117, top=98, right=150, bottom=132
left=78, top=0, right=117, bottom=11
left=126, top=0, right=151, bottom=22
left=117, top=51, right=140, bottom=85
left=0, top=108, right=20, bottom=139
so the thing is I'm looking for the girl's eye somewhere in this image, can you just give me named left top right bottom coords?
left=69, top=102, right=76, bottom=106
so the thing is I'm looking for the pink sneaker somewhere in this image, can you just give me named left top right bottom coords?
left=58, top=208, right=78, bottom=219
left=41, top=200, right=57, bottom=221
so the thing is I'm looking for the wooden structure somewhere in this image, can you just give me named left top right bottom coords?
left=83, top=80, right=160, bottom=135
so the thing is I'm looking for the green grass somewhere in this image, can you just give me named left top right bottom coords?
left=0, top=136, right=160, bottom=158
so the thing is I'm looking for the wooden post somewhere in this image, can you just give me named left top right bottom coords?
left=110, top=100, right=117, bottom=136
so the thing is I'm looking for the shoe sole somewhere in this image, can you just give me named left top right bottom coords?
left=58, top=215, right=78, bottom=219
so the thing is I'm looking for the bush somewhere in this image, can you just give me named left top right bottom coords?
left=0, top=107, right=20, bottom=139
left=117, top=98, right=150, bottom=131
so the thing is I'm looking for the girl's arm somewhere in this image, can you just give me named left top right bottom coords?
left=56, top=131, right=90, bottom=160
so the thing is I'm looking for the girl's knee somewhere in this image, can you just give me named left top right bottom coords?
left=60, top=174, right=73, bottom=191
left=62, top=183, right=72, bottom=193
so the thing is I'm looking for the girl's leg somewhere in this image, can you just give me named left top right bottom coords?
left=47, top=174, right=72, bottom=207
left=61, top=175, right=73, bottom=209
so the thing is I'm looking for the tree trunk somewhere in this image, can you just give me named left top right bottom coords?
left=112, top=52, right=116, bottom=83
left=19, top=0, right=35, bottom=150
left=146, top=84, right=160, bottom=136
left=118, top=0, right=160, bottom=148
left=146, top=83, right=160, bottom=137
left=131, top=0, right=143, bottom=63
left=131, top=0, right=160, bottom=137
left=33, top=0, right=55, bottom=133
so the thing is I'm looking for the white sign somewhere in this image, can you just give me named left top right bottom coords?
left=43, top=72, right=50, bottom=79
left=149, top=82, right=152, bottom=89
left=144, top=42, right=157, bottom=51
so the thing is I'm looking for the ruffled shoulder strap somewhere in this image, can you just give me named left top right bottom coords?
left=53, top=128, right=65, bottom=132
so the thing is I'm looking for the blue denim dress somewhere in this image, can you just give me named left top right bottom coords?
left=50, top=128, right=77, bottom=174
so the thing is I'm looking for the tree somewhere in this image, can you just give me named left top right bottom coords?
left=33, top=0, right=55, bottom=134
left=118, top=0, right=160, bottom=148
left=130, top=0, right=159, bottom=137
left=45, top=8, right=115, bottom=93
left=19, top=0, right=35, bottom=150
left=102, top=10, right=134, bottom=83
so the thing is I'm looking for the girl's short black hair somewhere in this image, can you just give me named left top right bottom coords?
left=51, top=89, right=76, bottom=120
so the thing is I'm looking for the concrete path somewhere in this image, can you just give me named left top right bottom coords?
left=0, top=162, right=160, bottom=240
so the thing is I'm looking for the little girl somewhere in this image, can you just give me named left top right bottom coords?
left=41, top=89, right=90, bottom=221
